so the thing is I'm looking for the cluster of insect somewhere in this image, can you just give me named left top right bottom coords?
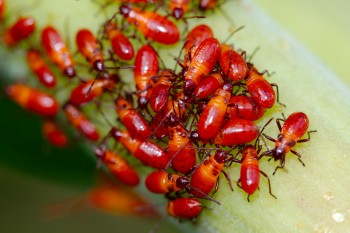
left=1, top=0, right=316, bottom=221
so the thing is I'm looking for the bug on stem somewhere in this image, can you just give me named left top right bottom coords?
left=145, top=170, right=189, bottom=194
left=134, top=44, right=159, bottom=108
left=3, top=16, right=35, bottom=47
left=167, top=197, right=202, bottom=220
left=183, top=37, right=220, bottom=96
left=41, top=26, right=76, bottom=78
left=5, top=83, right=59, bottom=117
left=115, top=96, right=151, bottom=141
left=63, top=103, right=100, bottom=141
left=27, top=49, right=57, bottom=88
left=198, top=88, right=231, bottom=140
left=236, top=145, right=276, bottom=201
left=194, top=73, right=224, bottom=99
left=42, top=120, right=69, bottom=147
left=69, top=74, right=118, bottom=106
left=214, top=118, right=259, bottom=146
left=109, top=128, right=170, bottom=169
left=167, top=113, right=197, bottom=174
left=183, top=24, right=213, bottom=67
left=189, top=150, right=234, bottom=197
left=149, top=70, right=174, bottom=112
left=219, top=43, right=248, bottom=82
left=95, top=146, right=140, bottom=186
left=76, top=28, right=104, bottom=72
left=119, top=4, right=179, bottom=45
left=104, top=20, right=134, bottom=61
left=260, top=112, right=316, bottom=175
left=226, top=95, right=265, bottom=121
left=245, top=65, right=277, bottom=109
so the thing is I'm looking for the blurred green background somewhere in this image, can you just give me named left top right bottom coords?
left=1, top=0, right=349, bottom=233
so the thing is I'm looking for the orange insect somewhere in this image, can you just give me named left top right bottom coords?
left=27, top=49, right=57, bottom=88
left=115, top=96, right=151, bottom=141
left=44, top=181, right=157, bottom=219
left=167, top=197, right=202, bottom=219
left=226, top=95, right=265, bottom=121
left=183, top=37, right=220, bottom=96
left=149, top=70, right=174, bottom=112
left=150, top=91, right=188, bottom=138
left=134, top=44, right=159, bottom=108
left=42, top=120, right=69, bottom=147
left=197, top=88, right=231, bottom=141
left=236, top=145, right=276, bottom=201
left=104, top=21, right=134, bottom=61
left=189, top=150, right=233, bottom=197
left=63, top=103, right=100, bottom=141
left=5, top=83, right=59, bottom=117
left=145, top=171, right=189, bottom=194
left=119, top=4, right=180, bottom=44
left=194, top=73, right=224, bottom=99
left=167, top=113, right=197, bottom=174
left=76, top=28, right=104, bottom=71
left=219, top=43, right=248, bottom=82
left=41, top=26, right=76, bottom=78
left=3, top=17, right=35, bottom=47
left=69, top=74, right=118, bottom=106
left=170, top=0, right=191, bottom=20
left=95, top=146, right=140, bottom=186
left=88, top=182, right=157, bottom=217
left=184, top=24, right=213, bottom=66
left=109, top=127, right=170, bottom=169
left=261, top=112, right=316, bottom=175
left=213, top=118, right=259, bottom=146
left=245, top=65, right=276, bottom=109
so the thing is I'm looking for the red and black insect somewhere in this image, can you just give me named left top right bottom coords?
left=134, top=44, right=159, bottom=108
left=27, top=49, right=57, bottom=88
left=41, top=26, right=76, bottom=78
left=226, top=95, right=265, bottom=121
left=260, top=112, right=316, bottom=175
left=95, top=146, right=140, bottom=186
left=183, top=24, right=213, bottom=67
left=194, top=73, right=224, bottom=99
left=236, top=145, right=276, bottom=201
left=115, top=96, right=151, bottom=141
left=42, top=120, right=69, bottom=147
left=214, top=118, right=259, bottom=146
left=145, top=170, right=189, bottom=194
left=167, top=197, right=202, bottom=220
left=3, top=16, right=35, bottom=47
left=63, top=103, right=100, bottom=141
left=189, top=150, right=233, bottom=198
left=109, top=128, right=170, bottom=169
left=76, top=28, right=104, bottom=72
left=169, top=0, right=191, bottom=20
left=69, top=74, right=118, bottom=106
left=149, top=70, right=174, bottom=112
left=183, top=37, right=220, bottom=96
left=167, top=113, right=197, bottom=174
left=245, top=65, right=277, bottom=109
left=104, top=20, right=134, bottom=61
left=150, top=91, right=188, bottom=138
left=119, top=4, right=180, bottom=44
left=219, top=43, right=248, bottom=82
left=5, top=83, right=59, bottom=117
left=198, top=88, right=231, bottom=141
